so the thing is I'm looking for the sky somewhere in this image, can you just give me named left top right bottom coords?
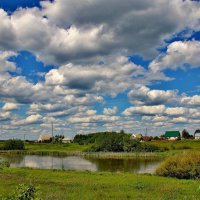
left=0, top=0, right=200, bottom=140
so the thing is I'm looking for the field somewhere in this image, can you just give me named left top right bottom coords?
left=0, top=168, right=200, bottom=200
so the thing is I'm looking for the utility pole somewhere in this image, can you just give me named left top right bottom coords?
left=145, top=128, right=147, bottom=136
left=51, top=121, right=54, bottom=143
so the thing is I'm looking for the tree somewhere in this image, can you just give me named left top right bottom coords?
left=3, top=139, right=25, bottom=150
left=195, top=129, right=200, bottom=134
left=182, top=129, right=190, bottom=139
left=54, top=135, right=64, bottom=143
left=153, top=136, right=160, bottom=140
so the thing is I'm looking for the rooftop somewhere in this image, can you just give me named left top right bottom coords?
left=164, top=131, right=180, bottom=138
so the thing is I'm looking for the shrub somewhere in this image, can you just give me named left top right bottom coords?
left=2, top=184, right=41, bottom=200
left=3, top=139, right=25, bottom=150
left=123, top=138, right=141, bottom=152
left=155, top=152, right=200, bottom=179
left=0, top=159, right=10, bottom=169
left=75, top=132, right=164, bottom=152
left=140, top=143, right=161, bottom=152
left=96, top=133, right=126, bottom=152
left=175, top=145, right=191, bottom=150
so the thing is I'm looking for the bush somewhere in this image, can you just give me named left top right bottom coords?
left=2, top=184, right=41, bottom=200
left=0, top=159, right=10, bottom=169
left=87, top=132, right=127, bottom=152
left=175, top=145, right=191, bottom=150
left=140, top=143, right=161, bottom=152
left=156, top=152, right=200, bottom=179
left=123, top=138, right=141, bottom=152
left=81, top=132, right=163, bottom=152
left=3, top=139, right=25, bottom=150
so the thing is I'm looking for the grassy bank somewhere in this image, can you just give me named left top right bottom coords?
left=0, top=168, right=200, bottom=200
left=0, top=142, right=92, bottom=156
left=0, top=142, right=160, bottom=158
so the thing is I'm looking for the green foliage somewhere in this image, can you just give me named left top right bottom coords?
left=182, top=129, right=193, bottom=139
left=2, top=184, right=41, bottom=200
left=74, top=133, right=98, bottom=145
left=156, top=152, right=200, bottom=179
left=153, top=136, right=160, bottom=140
left=140, top=143, right=161, bottom=152
left=2, top=139, right=25, bottom=150
left=54, top=135, right=64, bottom=143
left=195, top=129, right=200, bottom=134
left=123, top=137, right=141, bottom=152
left=88, top=132, right=127, bottom=152
left=75, top=132, right=162, bottom=152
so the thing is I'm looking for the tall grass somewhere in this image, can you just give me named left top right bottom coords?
left=82, top=152, right=159, bottom=160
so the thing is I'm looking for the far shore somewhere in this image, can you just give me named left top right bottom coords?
left=1, top=139, right=200, bottom=159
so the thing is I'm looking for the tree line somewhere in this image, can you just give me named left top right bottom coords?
left=74, top=132, right=162, bottom=152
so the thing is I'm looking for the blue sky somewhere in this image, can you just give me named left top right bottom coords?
left=0, top=0, right=41, bottom=12
left=0, top=0, right=200, bottom=139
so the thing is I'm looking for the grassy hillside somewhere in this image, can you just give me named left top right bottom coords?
left=0, top=168, right=200, bottom=200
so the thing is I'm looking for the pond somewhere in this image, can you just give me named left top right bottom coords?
left=0, top=155, right=162, bottom=174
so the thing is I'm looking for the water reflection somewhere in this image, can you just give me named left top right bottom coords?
left=85, top=158, right=160, bottom=173
left=0, top=155, right=161, bottom=174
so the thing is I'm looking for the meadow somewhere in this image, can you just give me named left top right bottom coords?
left=0, top=168, right=200, bottom=200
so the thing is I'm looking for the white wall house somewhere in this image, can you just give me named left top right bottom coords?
left=195, top=133, right=200, bottom=140
left=62, top=137, right=71, bottom=143
left=38, top=135, right=52, bottom=143
left=130, top=133, right=142, bottom=140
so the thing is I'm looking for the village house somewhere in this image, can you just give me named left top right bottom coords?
left=142, top=136, right=152, bottom=142
left=62, top=137, right=71, bottom=143
left=164, top=131, right=181, bottom=140
left=130, top=133, right=143, bottom=140
left=38, top=135, right=52, bottom=143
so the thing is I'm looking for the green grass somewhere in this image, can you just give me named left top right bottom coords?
left=0, top=168, right=200, bottom=200
left=25, top=142, right=91, bottom=153
left=150, top=140, right=200, bottom=156
left=0, top=142, right=92, bottom=156
left=151, top=140, right=200, bottom=150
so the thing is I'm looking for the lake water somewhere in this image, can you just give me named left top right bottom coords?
left=0, top=155, right=161, bottom=174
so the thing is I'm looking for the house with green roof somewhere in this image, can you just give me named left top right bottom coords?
left=164, top=131, right=181, bottom=140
